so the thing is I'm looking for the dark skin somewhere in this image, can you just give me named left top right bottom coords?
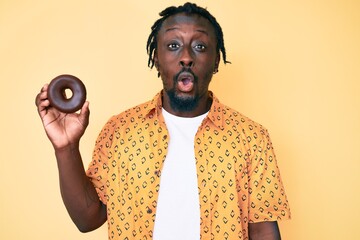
left=154, top=13, right=219, bottom=117
left=35, top=85, right=107, bottom=232
left=35, top=12, right=281, bottom=239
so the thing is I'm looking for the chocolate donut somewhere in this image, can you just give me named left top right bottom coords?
left=47, top=74, right=86, bottom=113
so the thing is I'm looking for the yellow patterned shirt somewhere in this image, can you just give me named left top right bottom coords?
left=86, top=91, right=291, bottom=240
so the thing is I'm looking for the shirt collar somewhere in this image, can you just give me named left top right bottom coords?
left=144, top=91, right=225, bottom=130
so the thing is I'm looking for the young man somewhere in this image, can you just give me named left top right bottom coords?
left=36, top=2, right=290, bottom=239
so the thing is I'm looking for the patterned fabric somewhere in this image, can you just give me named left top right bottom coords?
left=86, top=91, right=291, bottom=240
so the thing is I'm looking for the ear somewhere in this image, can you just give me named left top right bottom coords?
left=216, top=53, right=220, bottom=67
left=214, top=53, right=220, bottom=73
left=153, top=50, right=159, bottom=70
left=153, top=50, right=161, bottom=78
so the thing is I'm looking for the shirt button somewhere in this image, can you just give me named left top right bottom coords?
left=147, top=208, right=153, bottom=214
left=163, top=135, right=168, bottom=140
left=154, top=171, right=160, bottom=177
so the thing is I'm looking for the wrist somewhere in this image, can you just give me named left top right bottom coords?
left=54, top=142, right=80, bottom=157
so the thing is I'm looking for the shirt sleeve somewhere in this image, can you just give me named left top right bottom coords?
left=86, top=116, right=117, bottom=205
left=247, top=126, right=291, bottom=222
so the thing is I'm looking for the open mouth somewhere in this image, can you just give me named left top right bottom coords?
left=177, top=72, right=194, bottom=92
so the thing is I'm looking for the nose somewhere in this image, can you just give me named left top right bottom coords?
left=179, top=47, right=194, bottom=68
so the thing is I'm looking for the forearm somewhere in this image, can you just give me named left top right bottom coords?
left=55, top=144, right=106, bottom=232
left=249, top=221, right=281, bottom=240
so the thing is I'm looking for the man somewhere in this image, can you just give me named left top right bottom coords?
left=36, top=2, right=290, bottom=239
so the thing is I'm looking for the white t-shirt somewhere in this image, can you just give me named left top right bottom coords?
left=152, top=108, right=208, bottom=240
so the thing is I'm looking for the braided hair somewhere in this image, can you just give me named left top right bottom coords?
left=146, top=2, right=230, bottom=69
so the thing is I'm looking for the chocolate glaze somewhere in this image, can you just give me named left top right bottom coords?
left=47, top=74, right=86, bottom=113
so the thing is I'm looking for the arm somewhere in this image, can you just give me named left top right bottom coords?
left=246, top=127, right=290, bottom=239
left=249, top=221, right=281, bottom=240
left=35, top=84, right=107, bottom=232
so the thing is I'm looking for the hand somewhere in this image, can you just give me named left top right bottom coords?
left=35, top=84, right=90, bottom=149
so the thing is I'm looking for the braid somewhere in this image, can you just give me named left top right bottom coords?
left=146, top=2, right=230, bottom=69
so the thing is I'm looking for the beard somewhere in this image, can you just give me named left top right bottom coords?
left=164, top=69, right=200, bottom=112
left=165, top=88, right=199, bottom=112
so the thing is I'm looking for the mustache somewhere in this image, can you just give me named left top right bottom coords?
left=174, top=68, right=198, bottom=82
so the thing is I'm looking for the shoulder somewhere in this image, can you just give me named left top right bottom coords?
left=109, top=98, right=154, bottom=123
left=213, top=99, right=268, bottom=137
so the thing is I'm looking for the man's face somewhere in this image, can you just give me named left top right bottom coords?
left=154, top=13, right=220, bottom=113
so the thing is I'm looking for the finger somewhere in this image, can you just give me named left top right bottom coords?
left=35, top=84, right=49, bottom=106
left=79, top=101, right=90, bottom=127
left=36, top=84, right=53, bottom=118
left=36, top=94, right=50, bottom=115
left=41, top=83, right=49, bottom=91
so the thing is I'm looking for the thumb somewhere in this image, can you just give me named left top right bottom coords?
left=79, top=101, right=90, bottom=127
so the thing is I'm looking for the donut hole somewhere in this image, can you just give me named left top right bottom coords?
left=62, top=88, right=73, bottom=100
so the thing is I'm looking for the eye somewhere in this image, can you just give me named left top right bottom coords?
left=167, top=43, right=180, bottom=50
left=194, top=44, right=206, bottom=51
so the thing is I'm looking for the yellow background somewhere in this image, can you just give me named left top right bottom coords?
left=1, top=0, right=359, bottom=239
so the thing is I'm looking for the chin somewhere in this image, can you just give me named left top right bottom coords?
left=166, top=89, right=199, bottom=112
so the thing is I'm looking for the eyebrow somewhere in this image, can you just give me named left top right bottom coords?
left=164, top=27, right=209, bottom=36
